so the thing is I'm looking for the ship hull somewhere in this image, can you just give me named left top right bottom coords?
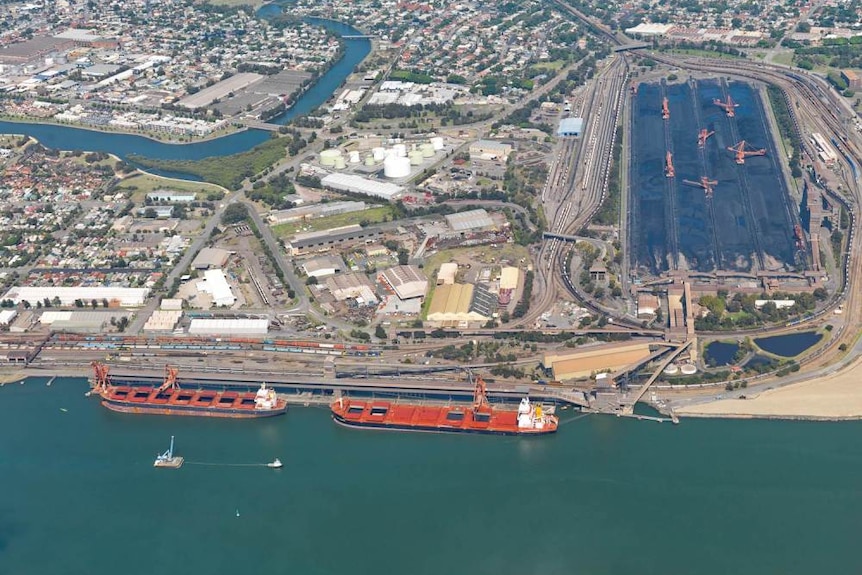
left=332, top=412, right=556, bottom=435
left=103, top=398, right=286, bottom=418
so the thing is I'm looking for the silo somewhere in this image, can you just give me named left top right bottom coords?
left=420, top=143, right=435, bottom=158
left=680, top=363, right=698, bottom=375
left=319, top=149, right=341, bottom=167
left=384, top=155, right=411, bottom=179
left=333, top=156, right=346, bottom=170
left=348, top=151, right=361, bottom=164
left=430, top=136, right=444, bottom=151
left=393, top=143, right=407, bottom=157
left=409, top=150, right=424, bottom=166
left=372, top=147, right=387, bottom=161
left=364, top=154, right=376, bottom=166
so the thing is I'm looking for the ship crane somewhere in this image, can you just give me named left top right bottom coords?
left=726, top=140, right=766, bottom=164
left=794, top=224, right=805, bottom=250
left=90, top=361, right=110, bottom=393
left=665, top=151, right=675, bottom=178
left=470, top=373, right=491, bottom=414
left=630, top=81, right=638, bottom=96
left=698, top=128, right=715, bottom=148
left=661, top=97, right=670, bottom=120
left=682, top=176, right=718, bottom=198
left=713, top=95, right=739, bottom=117
left=157, top=364, right=180, bottom=393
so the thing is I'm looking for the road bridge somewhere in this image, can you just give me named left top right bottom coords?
left=621, top=340, right=693, bottom=414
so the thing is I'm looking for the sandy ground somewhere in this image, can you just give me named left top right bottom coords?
left=678, top=356, right=862, bottom=419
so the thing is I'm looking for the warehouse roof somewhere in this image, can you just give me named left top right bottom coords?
left=445, top=209, right=494, bottom=232
left=436, top=262, right=458, bottom=285
left=557, top=117, right=583, bottom=137
left=2, top=286, right=148, bottom=307
left=379, top=265, right=428, bottom=300
left=499, top=267, right=520, bottom=290
left=197, top=269, right=235, bottom=307
left=288, top=225, right=383, bottom=252
left=188, top=318, right=268, bottom=334
left=192, top=247, right=231, bottom=270
left=302, top=255, right=344, bottom=277
left=469, top=284, right=497, bottom=318
left=320, top=173, right=404, bottom=201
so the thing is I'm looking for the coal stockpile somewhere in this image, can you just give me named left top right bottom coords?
left=629, top=79, right=798, bottom=275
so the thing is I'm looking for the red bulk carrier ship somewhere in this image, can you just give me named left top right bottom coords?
left=331, top=376, right=557, bottom=435
left=89, top=362, right=287, bottom=418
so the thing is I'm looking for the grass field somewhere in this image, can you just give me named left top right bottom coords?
left=114, top=173, right=226, bottom=204
left=272, top=205, right=394, bottom=237
left=770, top=52, right=795, bottom=67
left=531, top=60, right=566, bottom=72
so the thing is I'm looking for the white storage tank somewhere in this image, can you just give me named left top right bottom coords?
left=663, top=364, right=680, bottom=375
left=680, top=363, right=697, bottom=375
left=430, top=136, right=444, bottom=151
left=348, top=151, right=361, bottom=164
left=409, top=150, right=424, bottom=166
left=364, top=154, right=376, bottom=166
left=372, top=147, right=386, bottom=161
left=319, top=149, right=341, bottom=167
left=384, top=155, right=411, bottom=179
left=393, top=143, right=407, bottom=157
left=420, top=143, right=435, bottom=158
left=333, top=156, right=346, bottom=170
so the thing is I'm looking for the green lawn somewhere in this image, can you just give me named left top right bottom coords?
left=114, top=173, right=227, bottom=204
left=771, top=51, right=795, bottom=67
left=272, top=205, right=394, bottom=237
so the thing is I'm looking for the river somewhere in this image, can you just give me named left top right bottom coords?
left=0, top=14, right=371, bottom=163
left=1, top=378, right=861, bottom=574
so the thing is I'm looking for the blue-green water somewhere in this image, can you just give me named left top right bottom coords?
left=755, top=332, right=823, bottom=357
left=704, top=341, right=739, bottom=366
left=3, top=378, right=862, bottom=574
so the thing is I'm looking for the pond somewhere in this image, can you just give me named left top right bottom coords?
left=754, top=332, right=823, bottom=358
left=704, top=341, right=739, bottom=366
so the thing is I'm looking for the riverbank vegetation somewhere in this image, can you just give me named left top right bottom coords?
left=129, top=134, right=299, bottom=190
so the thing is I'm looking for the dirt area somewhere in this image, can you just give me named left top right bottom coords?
left=677, top=356, right=862, bottom=419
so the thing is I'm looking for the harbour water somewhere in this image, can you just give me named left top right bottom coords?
left=2, top=378, right=861, bottom=574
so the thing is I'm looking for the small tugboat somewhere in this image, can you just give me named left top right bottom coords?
left=154, top=435, right=184, bottom=469
left=266, top=458, right=283, bottom=469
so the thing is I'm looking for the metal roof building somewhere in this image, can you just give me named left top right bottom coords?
left=325, top=273, right=377, bottom=304
left=2, top=286, right=149, bottom=307
left=287, top=225, right=383, bottom=256
left=436, top=262, right=458, bottom=285
left=425, top=284, right=489, bottom=326
left=379, top=265, right=428, bottom=300
left=192, top=247, right=231, bottom=270
left=189, top=318, right=268, bottom=335
left=499, top=267, right=520, bottom=290
left=469, top=284, right=497, bottom=318
left=196, top=269, right=236, bottom=307
left=320, top=173, right=404, bottom=201
left=302, top=255, right=344, bottom=278
left=445, top=209, right=495, bottom=232
left=557, top=117, right=584, bottom=137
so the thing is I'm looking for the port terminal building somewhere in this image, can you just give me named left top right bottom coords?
left=542, top=342, right=654, bottom=381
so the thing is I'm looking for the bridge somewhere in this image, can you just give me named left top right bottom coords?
left=542, top=231, right=582, bottom=242
left=342, top=34, right=375, bottom=39
left=243, top=121, right=283, bottom=132
left=612, top=42, right=649, bottom=52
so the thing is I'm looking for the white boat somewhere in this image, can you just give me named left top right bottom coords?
left=154, top=435, right=184, bottom=469
left=266, top=458, right=283, bottom=469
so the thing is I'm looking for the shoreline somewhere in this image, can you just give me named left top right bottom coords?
left=0, top=115, right=251, bottom=146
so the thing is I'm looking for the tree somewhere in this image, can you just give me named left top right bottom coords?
left=374, top=325, right=387, bottom=339
left=222, top=203, right=249, bottom=225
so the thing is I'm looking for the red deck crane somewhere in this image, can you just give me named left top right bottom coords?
left=698, top=128, right=715, bottom=148
left=91, top=361, right=110, bottom=393
left=665, top=151, right=675, bottom=177
left=713, top=95, right=739, bottom=117
left=661, top=97, right=670, bottom=120
left=682, top=176, right=719, bottom=198
left=726, top=140, right=766, bottom=164
left=157, top=365, right=180, bottom=393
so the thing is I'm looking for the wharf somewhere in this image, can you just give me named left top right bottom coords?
left=24, top=363, right=591, bottom=408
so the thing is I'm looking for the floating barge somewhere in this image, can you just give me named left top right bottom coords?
left=90, top=362, right=287, bottom=418
left=331, top=376, right=558, bottom=436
